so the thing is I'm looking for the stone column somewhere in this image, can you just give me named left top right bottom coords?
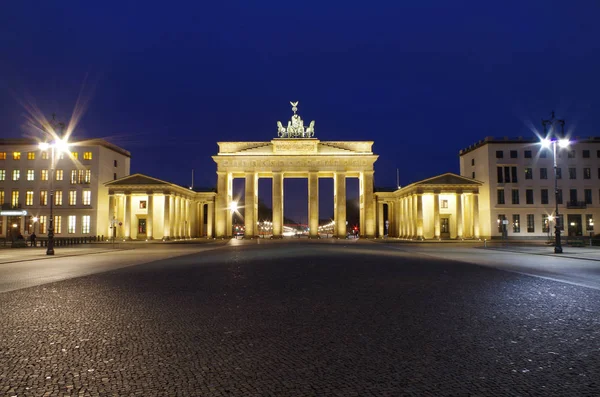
left=198, top=202, right=205, bottom=237
left=245, top=172, right=257, bottom=237
left=215, top=171, right=228, bottom=238
left=473, top=192, right=480, bottom=238
left=108, top=195, right=115, bottom=238
left=388, top=202, right=395, bottom=237
left=184, top=199, right=190, bottom=238
left=147, top=193, right=154, bottom=240
left=163, top=194, right=171, bottom=239
left=433, top=193, right=440, bottom=239
left=416, top=193, right=424, bottom=239
left=207, top=201, right=214, bottom=238
left=124, top=193, right=132, bottom=239
left=172, top=196, right=179, bottom=238
left=272, top=172, right=283, bottom=238
left=377, top=201, right=384, bottom=237
left=334, top=172, right=347, bottom=238
left=456, top=192, right=463, bottom=238
left=361, top=171, right=375, bottom=238
left=308, top=172, right=319, bottom=238
left=407, top=195, right=413, bottom=238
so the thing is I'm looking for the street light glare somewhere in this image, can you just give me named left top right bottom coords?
left=55, top=138, right=69, bottom=153
left=558, top=139, right=570, bottom=148
left=39, top=142, right=50, bottom=150
left=540, top=138, right=551, bottom=148
left=230, top=201, right=238, bottom=212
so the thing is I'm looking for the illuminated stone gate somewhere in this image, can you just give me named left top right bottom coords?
left=213, top=102, right=378, bottom=238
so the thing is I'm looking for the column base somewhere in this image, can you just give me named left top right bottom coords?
left=308, top=235, right=321, bottom=239
left=270, top=235, right=284, bottom=239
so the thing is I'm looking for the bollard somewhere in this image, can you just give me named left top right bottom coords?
left=484, top=239, right=487, bottom=248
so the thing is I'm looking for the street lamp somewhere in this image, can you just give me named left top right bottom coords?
left=39, top=137, right=70, bottom=255
left=541, top=111, right=568, bottom=254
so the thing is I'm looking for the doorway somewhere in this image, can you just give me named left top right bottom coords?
left=567, top=214, right=582, bottom=237
left=138, top=218, right=147, bottom=239
left=440, top=217, right=450, bottom=238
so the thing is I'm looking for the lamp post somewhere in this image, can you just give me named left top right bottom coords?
left=541, top=111, right=568, bottom=254
left=39, top=137, right=69, bottom=255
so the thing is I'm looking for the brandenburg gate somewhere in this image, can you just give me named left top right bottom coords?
left=213, top=102, right=378, bottom=238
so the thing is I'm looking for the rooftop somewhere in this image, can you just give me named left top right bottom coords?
left=459, top=136, right=600, bottom=156
left=0, top=138, right=131, bottom=158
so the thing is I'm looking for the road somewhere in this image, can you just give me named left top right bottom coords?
left=1, top=240, right=599, bottom=396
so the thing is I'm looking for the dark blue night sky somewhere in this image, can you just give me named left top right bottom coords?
left=2, top=1, right=600, bottom=222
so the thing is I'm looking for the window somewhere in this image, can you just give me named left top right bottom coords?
left=11, top=190, right=19, bottom=207
left=13, top=152, right=21, bottom=160
left=471, top=158, right=475, bottom=166
left=40, top=190, right=48, bottom=206
left=525, top=168, right=532, bottom=180
left=38, top=216, right=46, bottom=234
left=12, top=169, right=20, bottom=181
left=510, top=150, right=518, bottom=158
left=68, top=216, right=76, bottom=234
left=569, top=168, right=576, bottom=179
left=41, top=169, right=48, bottom=181
left=26, top=169, right=35, bottom=181
left=511, top=166, right=518, bottom=183
left=54, top=216, right=62, bottom=234
left=114, top=160, right=118, bottom=167
left=570, top=189, right=578, bottom=203
left=55, top=190, right=63, bottom=206
left=71, top=151, right=78, bottom=160
left=140, top=200, right=147, bottom=209
left=557, top=189, right=563, bottom=204
left=25, top=191, right=33, bottom=206
left=0, top=190, right=3, bottom=205
left=27, top=152, right=35, bottom=160
left=0, top=169, right=4, bottom=180
left=113, top=173, right=117, bottom=180
left=83, top=151, right=92, bottom=160
left=441, top=200, right=448, bottom=209
left=504, top=166, right=511, bottom=183
left=513, top=214, right=521, bottom=233
left=526, top=189, right=534, bottom=204
left=71, top=170, right=77, bottom=184
left=41, top=151, right=48, bottom=160
left=524, top=150, right=532, bottom=158
left=586, top=215, right=594, bottom=231
left=77, top=170, right=83, bottom=184
left=541, top=189, right=549, bottom=205
left=497, top=167, right=503, bottom=183
left=497, top=214, right=506, bottom=233
left=512, top=189, right=519, bottom=204
left=598, top=149, right=600, bottom=158
left=527, top=214, right=535, bottom=233
left=497, top=189, right=505, bottom=205
left=0, top=152, right=5, bottom=160
left=471, top=171, right=475, bottom=179
left=542, top=214, right=549, bottom=233
left=82, top=215, right=91, bottom=234
left=56, top=170, right=63, bottom=181
left=82, top=190, right=91, bottom=205
left=583, top=150, right=590, bottom=158
left=557, top=214, right=564, bottom=231
left=568, top=150, right=575, bottom=158
left=84, top=169, right=91, bottom=183
left=540, top=168, right=548, bottom=179
left=556, top=168, right=562, bottom=179
left=58, top=153, right=64, bottom=160
left=69, top=190, right=77, bottom=206
left=540, top=150, right=547, bottom=159
left=585, top=189, right=592, bottom=204
left=584, top=168, right=591, bottom=179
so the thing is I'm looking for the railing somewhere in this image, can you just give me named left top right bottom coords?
left=566, top=201, right=587, bottom=209
left=1, top=235, right=104, bottom=248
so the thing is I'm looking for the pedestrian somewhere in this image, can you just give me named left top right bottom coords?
left=30, top=232, right=37, bottom=247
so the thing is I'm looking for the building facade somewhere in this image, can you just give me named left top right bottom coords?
left=0, top=138, right=130, bottom=239
left=459, top=137, right=600, bottom=239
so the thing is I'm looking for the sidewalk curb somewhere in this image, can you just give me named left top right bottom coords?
left=0, top=248, right=133, bottom=265
left=479, top=246, right=600, bottom=262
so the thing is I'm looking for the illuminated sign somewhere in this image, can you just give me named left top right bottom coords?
left=0, top=210, right=28, bottom=216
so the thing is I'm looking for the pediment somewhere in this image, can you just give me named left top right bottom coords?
left=415, top=173, right=482, bottom=186
left=106, top=173, right=170, bottom=186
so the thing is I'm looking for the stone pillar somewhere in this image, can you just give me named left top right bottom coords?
left=163, top=194, right=171, bottom=239
left=272, top=172, right=283, bottom=238
left=334, top=172, right=347, bottom=238
left=308, top=172, right=319, bottom=238
left=198, top=203, right=205, bottom=237
left=361, top=171, right=375, bottom=238
left=407, top=195, right=413, bottom=238
left=433, top=193, right=440, bottom=239
left=388, top=202, right=395, bottom=237
left=108, top=195, right=115, bottom=238
left=215, top=171, right=228, bottom=238
left=124, top=193, right=132, bottom=239
left=147, top=193, right=154, bottom=240
left=473, top=193, right=480, bottom=238
left=207, top=201, right=214, bottom=238
left=377, top=201, right=384, bottom=237
left=184, top=199, right=190, bottom=238
left=174, top=196, right=180, bottom=238
left=245, top=172, right=257, bottom=237
left=456, top=192, right=463, bottom=238
left=416, top=193, right=424, bottom=239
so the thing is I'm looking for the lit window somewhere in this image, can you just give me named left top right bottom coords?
left=27, top=169, right=35, bottom=181
left=140, top=200, right=147, bottom=209
left=41, top=169, right=48, bottom=180
left=26, top=191, right=33, bottom=206
left=58, top=153, right=64, bottom=160
left=441, top=200, right=448, bottom=209
left=71, top=170, right=77, bottom=184
left=71, top=151, right=78, bottom=160
left=13, top=152, right=21, bottom=160
left=82, top=215, right=91, bottom=234
left=69, top=190, right=77, bottom=205
left=41, top=151, right=48, bottom=160
left=513, top=214, right=521, bottom=233
left=0, top=152, right=6, bottom=160
left=78, top=169, right=84, bottom=184
left=82, top=190, right=91, bottom=205
left=54, top=216, right=62, bottom=234
left=55, top=190, right=63, bottom=206
left=0, top=169, right=5, bottom=180
left=83, top=152, right=92, bottom=160
left=12, top=169, right=20, bottom=181
left=0, top=190, right=4, bottom=205
left=84, top=169, right=91, bottom=183
left=56, top=170, right=63, bottom=181
left=39, top=216, right=47, bottom=234
left=11, top=190, right=19, bottom=207
left=27, top=152, right=35, bottom=160
left=40, top=190, right=48, bottom=206
left=68, top=216, right=76, bottom=234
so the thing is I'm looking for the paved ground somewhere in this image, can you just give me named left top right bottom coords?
left=1, top=240, right=600, bottom=396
